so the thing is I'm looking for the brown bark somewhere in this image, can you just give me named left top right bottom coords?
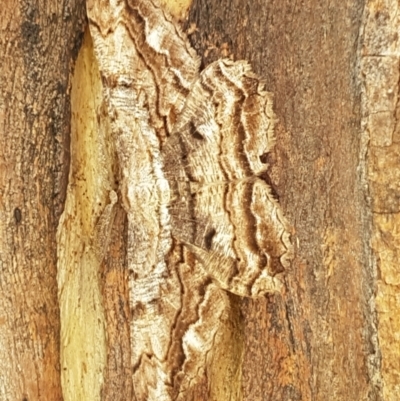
left=362, top=1, right=400, bottom=400
left=186, top=0, right=381, bottom=400
left=2, top=0, right=398, bottom=400
left=100, top=204, right=133, bottom=401
left=0, top=0, right=85, bottom=400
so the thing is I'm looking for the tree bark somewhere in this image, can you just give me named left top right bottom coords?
left=0, top=0, right=85, bottom=400
left=185, top=0, right=382, bottom=399
left=2, top=0, right=399, bottom=400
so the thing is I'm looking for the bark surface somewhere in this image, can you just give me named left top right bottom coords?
left=186, top=0, right=381, bottom=399
left=2, top=0, right=398, bottom=400
left=0, top=1, right=85, bottom=399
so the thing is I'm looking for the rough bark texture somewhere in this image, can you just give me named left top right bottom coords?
left=0, top=0, right=85, bottom=400
left=2, top=0, right=398, bottom=400
left=185, top=0, right=381, bottom=400
left=362, top=1, right=400, bottom=400
left=100, top=203, right=132, bottom=401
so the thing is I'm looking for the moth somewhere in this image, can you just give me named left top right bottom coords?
left=87, top=0, right=292, bottom=399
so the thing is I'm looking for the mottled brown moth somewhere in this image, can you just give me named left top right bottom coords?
left=87, top=0, right=292, bottom=399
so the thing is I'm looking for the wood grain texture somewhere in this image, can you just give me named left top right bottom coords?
left=87, top=0, right=292, bottom=399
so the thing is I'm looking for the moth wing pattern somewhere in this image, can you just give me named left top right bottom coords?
left=163, top=59, right=292, bottom=297
left=87, top=0, right=293, bottom=398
